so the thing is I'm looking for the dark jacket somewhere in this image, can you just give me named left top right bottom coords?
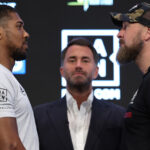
left=34, top=97, right=125, bottom=150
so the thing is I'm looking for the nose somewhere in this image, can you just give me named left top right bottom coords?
left=76, top=60, right=82, bottom=68
left=24, top=29, right=30, bottom=39
left=117, top=29, right=124, bottom=39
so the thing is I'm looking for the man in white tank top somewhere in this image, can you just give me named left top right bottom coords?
left=0, top=5, right=39, bottom=150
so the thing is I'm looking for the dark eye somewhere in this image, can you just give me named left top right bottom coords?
left=122, top=23, right=129, bottom=30
left=16, top=23, right=23, bottom=29
left=68, top=58, right=76, bottom=62
left=82, top=59, right=90, bottom=63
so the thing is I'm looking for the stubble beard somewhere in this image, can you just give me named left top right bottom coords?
left=67, top=75, right=92, bottom=93
left=117, top=39, right=144, bottom=64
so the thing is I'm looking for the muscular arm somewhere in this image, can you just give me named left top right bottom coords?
left=0, top=117, right=26, bottom=150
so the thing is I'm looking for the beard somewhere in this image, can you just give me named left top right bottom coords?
left=5, top=31, right=28, bottom=61
left=117, top=38, right=143, bottom=64
left=66, top=72, right=92, bottom=93
left=11, top=47, right=27, bottom=61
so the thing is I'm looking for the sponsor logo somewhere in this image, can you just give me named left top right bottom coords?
left=0, top=88, right=7, bottom=102
left=67, top=0, right=113, bottom=11
left=61, top=29, right=120, bottom=100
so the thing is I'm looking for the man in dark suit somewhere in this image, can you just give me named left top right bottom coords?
left=34, top=38, right=125, bottom=150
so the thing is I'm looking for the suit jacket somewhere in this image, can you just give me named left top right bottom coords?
left=34, top=97, right=125, bottom=150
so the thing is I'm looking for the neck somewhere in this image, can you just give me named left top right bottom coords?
left=135, top=45, right=150, bottom=74
left=67, top=86, right=92, bottom=109
left=0, top=48, right=15, bottom=71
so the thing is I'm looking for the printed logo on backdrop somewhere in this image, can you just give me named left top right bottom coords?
left=0, top=2, right=26, bottom=75
left=0, top=1, right=16, bottom=8
left=13, top=60, right=26, bottom=75
left=61, top=29, right=120, bottom=100
left=67, top=0, right=113, bottom=11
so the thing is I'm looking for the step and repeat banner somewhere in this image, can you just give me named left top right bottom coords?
left=4, top=0, right=147, bottom=107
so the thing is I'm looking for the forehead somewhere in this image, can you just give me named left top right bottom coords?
left=7, top=12, right=23, bottom=24
left=122, top=21, right=143, bottom=28
left=65, top=45, right=94, bottom=58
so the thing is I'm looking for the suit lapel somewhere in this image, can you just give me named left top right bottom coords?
left=47, top=97, right=73, bottom=150
left=85, top=98, right=110, bottom=150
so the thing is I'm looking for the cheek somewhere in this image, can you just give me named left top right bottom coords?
left=61, top=66, right=72, bottom=77
left=91, top=67, right=98, bottom=79
left=64, top=64, right=75, bottom=71
left=124, top=33, right=134, bottom=44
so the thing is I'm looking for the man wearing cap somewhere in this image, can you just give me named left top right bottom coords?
left=110, top=2, right=150, bottom=150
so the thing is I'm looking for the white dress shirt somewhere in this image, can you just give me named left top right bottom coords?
left=66, top=90, right=93, bottom=150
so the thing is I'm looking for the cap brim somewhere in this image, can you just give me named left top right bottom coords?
left=110, top=12, right=130, bottom=27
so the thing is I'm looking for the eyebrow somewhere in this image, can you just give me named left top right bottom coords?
left=16, top=20, right=24, bottom=26
left=68, top=56, right=76, bottom=59
left=67, top=56, right=91, bottom=60
left=82, top=56, right=90, bottom=59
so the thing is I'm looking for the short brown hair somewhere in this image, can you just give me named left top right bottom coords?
left=61, top=37, right=100, bottom=65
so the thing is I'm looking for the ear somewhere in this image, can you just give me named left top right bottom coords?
left=93, top=66, right=99, bottom=79
left=144, top=27, right=150, bottom=41
left=60, top=66, right=64, bottom=77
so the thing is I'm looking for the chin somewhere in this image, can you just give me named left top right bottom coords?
left=14, top=54, right=27, bottom=61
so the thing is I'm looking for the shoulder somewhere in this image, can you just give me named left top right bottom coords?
left=34, top=100, right=58, bottom=109
left=0, top=66, right=19, bottom=97
left=34, top=98, right=65, bottom=113
left=0, top=65, right=18, bottom=87
left=138, top=71, right=150, bottom=91
left=0, top=66, right=10, bottom=81
left=93, top=97, right=126, bottom=114
left=0, top=65, right=12, bottom=77
left=93, top=98, right=125, bottom=125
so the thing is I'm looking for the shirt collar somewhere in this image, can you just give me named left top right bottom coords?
left=66, top=89, right=93, bottom=113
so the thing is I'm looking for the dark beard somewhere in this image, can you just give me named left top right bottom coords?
left=67, top=77, right=92, bottom=93
left=5, top=31, right=28, bottom=61
left=11, top=48, right=27, bottom=61
left=117, top=39, right=143, bottom=64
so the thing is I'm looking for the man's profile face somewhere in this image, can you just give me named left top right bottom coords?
left=2, top=12, right=29, bottom=61
left=116, top=22, right=144, bottom=64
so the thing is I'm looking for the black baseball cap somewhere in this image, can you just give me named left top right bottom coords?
left=110, top=2, right=150, bottom=27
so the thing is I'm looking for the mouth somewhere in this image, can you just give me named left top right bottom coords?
left=24, top=40, right=28, bottom=44
left=72, top=72, right=85, bottom=77
left=119, top=39, right=124, bottom=46
left=23, top=41, right=28, bottom=48
left=22, top=45, right=28, bottom=52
